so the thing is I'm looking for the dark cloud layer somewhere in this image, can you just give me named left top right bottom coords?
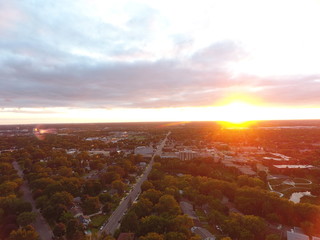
left=1, top=1, right=320, bottom=109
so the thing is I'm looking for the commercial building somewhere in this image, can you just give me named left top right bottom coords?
left=88, top=150, right=110, bottom=157
left=179, top=150, right=197, bottom=160
left=134, top=146, right=154, bottom=157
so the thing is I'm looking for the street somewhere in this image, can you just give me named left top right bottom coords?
left=12, top=161, right=54, bottom=240
left=100, top=131, right=171, bottom=235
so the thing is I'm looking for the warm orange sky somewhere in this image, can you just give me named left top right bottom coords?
left=1, top=0, right=320, bottom=124
left=2, top=104, right=320, bottom=125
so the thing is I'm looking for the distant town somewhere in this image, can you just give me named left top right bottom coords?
left=1, top=120, right=320, bottom=240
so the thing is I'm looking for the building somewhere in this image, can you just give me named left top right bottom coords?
left=180, top=201, right=198, bottom=220
left=88, top=150, right=110, bottom=157
left=179, top=150, right=197, bottom=161
left=138, top=162, right=147, bottom=167
left=134, top=146, right=154, bottom=157
left=76, top=215, right=91, bottom=227
left=273, top=165, right=314, bottom=169
left=287, top=228, right=309, bottom=240
left=160, top=152, right=179, bottom=159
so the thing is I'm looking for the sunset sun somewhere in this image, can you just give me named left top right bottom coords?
left=215, top=101, right=259, bottom=124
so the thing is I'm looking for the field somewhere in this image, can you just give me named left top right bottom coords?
left=268, top=176, right=312, bottom=200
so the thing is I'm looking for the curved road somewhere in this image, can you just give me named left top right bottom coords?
left=100, top=132, right=171, bottom=236
left=12, top=161, right=54, bottom=240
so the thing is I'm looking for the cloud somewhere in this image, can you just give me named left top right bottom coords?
left=1, top=0, right=320, bottom=111
left=1, top=36, right=320, bottom=109
left=0, top=1, right=24, bottom=34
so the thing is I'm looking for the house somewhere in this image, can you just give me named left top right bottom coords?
left=138, top=162, right=147, bottom=167
left=180, top=201, right=198, bottom=220
left=88, top=150, right=110, bottom=157
left=77, top=214, right=91, bottom=227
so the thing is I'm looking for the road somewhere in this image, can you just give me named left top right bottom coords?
left=12, top=161, right=54, bottom=240
left=100, top=131, right=171, bottom=235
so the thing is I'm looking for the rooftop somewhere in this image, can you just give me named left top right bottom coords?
left=273, top=165, right=314, bottom=169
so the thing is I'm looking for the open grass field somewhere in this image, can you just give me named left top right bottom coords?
left=268, top=176, right=313, bottom=200
left=90, top=214, right=109, bottom=229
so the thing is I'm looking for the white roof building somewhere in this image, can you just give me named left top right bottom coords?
left=179, top=150, right=197, bottom=161
left=274, top=165, right=314, bottom=169
left=287, top=228, right=309, bottom=240
left=134, top=146, right=154, bottom=157
left=88, top=150, right=110, bottom=157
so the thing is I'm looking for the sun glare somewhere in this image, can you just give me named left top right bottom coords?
left=216, top=101, right=258, bottom=123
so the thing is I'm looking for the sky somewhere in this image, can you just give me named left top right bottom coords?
left=1, top=0, right=320, bottom=124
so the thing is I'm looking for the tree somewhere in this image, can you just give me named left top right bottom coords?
left=168, top=215, right=193, bottom=237
left=139, top=232, right=164, bottom=240
left=133, top=198, right=153, bottom=218
left=60, top=177, right=82, bottom=196
left=53, top=222, right=66, bottom=237
left=99, top=235, right=115, bottom=240
left=99, top=193, right=112, bottom=204
left=66, top=219, right=85, bottom=240
left=35, top=195, right=48, bottom=209
left=9, top=225, right=39, bottom=240
left=50, top=191, right=73, bottom=208
left=111, top=180, right=125, bottom=194
left=59, top=211, right=74, bottom=224
left=265, top=234, right=281, bottom=240
left=155, top=195, right=181, bottom=216
left=44, top=182, right=64, bottom=196
left=141, top=189, right=162, bottom=204
left=43, top=204, right=67, bottom=222
left=17, top=212, right=37, bottom=227
left=141, top=181, right=154, bottom=192
left=102, top=202, right=113, bottom=214
left=82, top=196, right=101, bottom=215
left=139, top=215, right=168, bottom=236
left=208, top=209, right=227, bottom=225
left=120, top=211, right=139, bottom=233
left=0, top=207, right=3, bottom=222
left=83, top=180, right=102, bottom=196
left=1, top=224, right=18, bottom=239
left=58, top=167, right=73, bottom=177
left=242, top=215, right=266, bottom=238
left=101, top=172, right=120, bottom=185
left=164, top=232, right=186, bottom=240
left=0, top=181, right=19, bottom=197
left=222, top=213, right=266, bottom=240
left=301, top=221, right=314, bottom=236
left=30, top=177, right=55, bottom=190
left=237, top=175, right=265, bottom=189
